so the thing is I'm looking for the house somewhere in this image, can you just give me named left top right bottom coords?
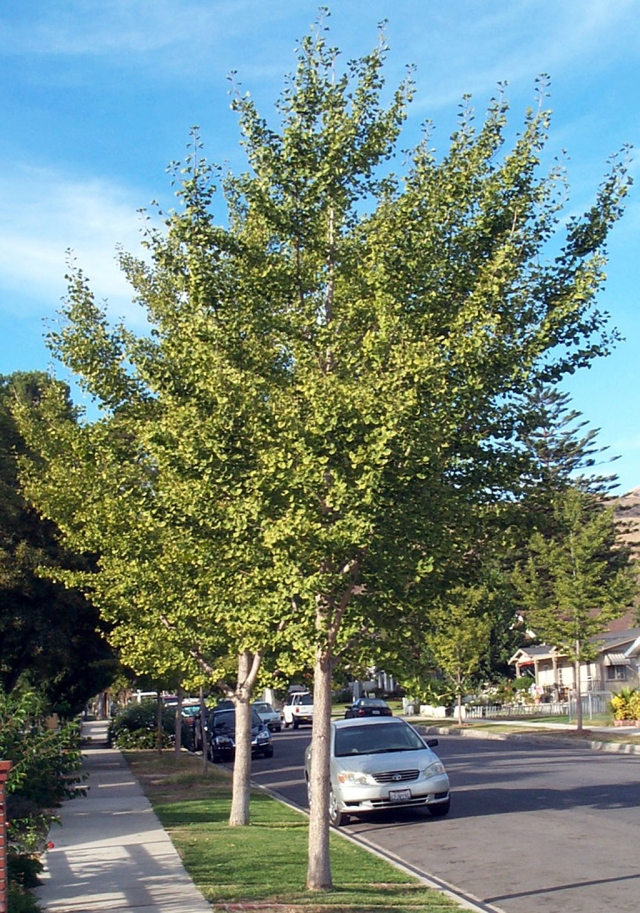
left=510, top=627, right=640, bottom=699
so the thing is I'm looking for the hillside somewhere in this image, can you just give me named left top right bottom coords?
left=610, top=486, right=640, bottom=632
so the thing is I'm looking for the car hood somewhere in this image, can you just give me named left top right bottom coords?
left=213, top=723, right=266, bottom=738
left=332, top=746, right=441, bottom=775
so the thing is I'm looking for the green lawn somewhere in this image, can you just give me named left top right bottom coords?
left=124, top=750, right=462, bottom=912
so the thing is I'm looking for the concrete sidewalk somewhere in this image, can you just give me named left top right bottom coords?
left=37, top=721, right=211, bottom=913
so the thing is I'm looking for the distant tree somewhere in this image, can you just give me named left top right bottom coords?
left=0, top=373, right=116, bottom=714
left=424, top=585, right=493, bottom=725
left=513, top=383, right=620, bottom=537
left=512, top=486, right=637, bottom=730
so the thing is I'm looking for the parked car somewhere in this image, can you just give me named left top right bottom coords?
left=252, top=701, right=282, bottom=732
left=282, top=691, right=314, bottom=728
left=208, top=707, right=273, bottom=762
left=344, top=697, right=392, bottom=719
left=304, top=717, right=450, bottom=826
left=180, top=700, right=204, bottom=750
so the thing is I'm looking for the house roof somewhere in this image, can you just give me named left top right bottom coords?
left=625, top=635, right=640, bottom=658
left=509, top=645, right=559, bottom=664
left=592, top=627, right=640, bottom=650
left=510, top=627, right=640, bottom=666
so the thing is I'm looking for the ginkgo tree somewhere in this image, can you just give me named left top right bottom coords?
left=15, top=13, right=633, bottom=891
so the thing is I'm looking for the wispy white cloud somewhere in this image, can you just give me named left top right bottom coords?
left=0, top=0, right=299, bottom=70
left=0, top=164, right=147, bottom=323
left=403, top=0, right=640, bottom=113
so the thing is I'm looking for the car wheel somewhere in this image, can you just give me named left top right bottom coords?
left=428, top=799, right=450, bottom=817
left=329, top=789, right=349, bottom=827
left=263, top=746, right=274, bottom=758
left=293, top=719, right=299, bottom=729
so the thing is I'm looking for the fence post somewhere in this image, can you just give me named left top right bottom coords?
left=0, top=760, right=12, bottom=913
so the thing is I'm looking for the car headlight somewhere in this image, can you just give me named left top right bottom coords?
left=337, top=770, right=377, bottom=786
left=424, top=761, right=446, bottom=778
left=256, top=730, right=270, bottom=742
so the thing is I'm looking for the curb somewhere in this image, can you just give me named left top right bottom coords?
left=419, top=724, right=640, bottom=755
left=254, top=780, right=505, bottom=913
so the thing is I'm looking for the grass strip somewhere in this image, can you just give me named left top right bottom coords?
left=124, top=751, right=462, bottom=913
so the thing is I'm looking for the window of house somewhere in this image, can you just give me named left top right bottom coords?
left=606, top=665, right=627, bottom=682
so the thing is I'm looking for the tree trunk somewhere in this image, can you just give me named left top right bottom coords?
left=574, top=644, right=584, bottom=732
left=229, top=693, right=252, bottom=825
left=174, top=684, right=183, bottom=756
left=228, top=649, right=263, bottom=826
left=199, top=684, right=208, bottom=773
left=156, top=692, right=163, bottom=755
left=306, top=649, right=333, bottom=891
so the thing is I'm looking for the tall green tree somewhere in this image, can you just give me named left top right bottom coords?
left=16, top=17, right=632, bottom=890
left=0, top=373, right=116, bottom=714
left=15, top=369, right=282, bottom=826
left=512, top=486, right=637, bottom=730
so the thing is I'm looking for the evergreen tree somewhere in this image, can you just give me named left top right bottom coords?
left=512, top=486, right=637, bottom=730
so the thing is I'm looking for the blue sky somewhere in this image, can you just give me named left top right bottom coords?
left=1, top=0, right=639, bottom=491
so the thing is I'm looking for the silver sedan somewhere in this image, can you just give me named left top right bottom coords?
left=305, top=716, right=450, bottom=826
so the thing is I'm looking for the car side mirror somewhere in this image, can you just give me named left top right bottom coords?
left=426, top=738, right=439, bottom=748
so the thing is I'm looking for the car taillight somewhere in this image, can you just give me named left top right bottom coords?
left=357, top=709, right=365, bottom=716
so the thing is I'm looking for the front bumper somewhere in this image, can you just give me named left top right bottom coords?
left=336, top=773, right=450, bottom=813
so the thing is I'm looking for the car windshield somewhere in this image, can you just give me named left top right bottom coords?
left=181, top=705, right=201, bottom=718
left=253, top=703, right=271, bottom=713
left=212, top=710, right=235, bottom=731
left=334, top=722, right=425, bottom=757
left=298, top=694, right=313, bottom=705
left=357, top=699, right=387, bottom=708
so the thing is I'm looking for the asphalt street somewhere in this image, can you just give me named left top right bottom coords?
left=248, top=727, right=640, bottom=913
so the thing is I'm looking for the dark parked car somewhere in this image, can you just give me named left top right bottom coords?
left=208, top=707, right=273, bottom=762
left=344, top=698, right=392, bottom=719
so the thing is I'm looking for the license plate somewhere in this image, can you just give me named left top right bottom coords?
left=389, top=788, right=411, bottom=803
left=372, top=710, right=380, bottom=714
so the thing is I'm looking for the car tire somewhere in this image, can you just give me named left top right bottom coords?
left=329, top=789, right=349, bottom=827
left=293, top=719, right=299, bottom=730
left=263, top=746, right=274, bottom=758
left=428, top=799, right=450, bottom=817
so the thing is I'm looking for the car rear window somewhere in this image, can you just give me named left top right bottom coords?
left=335, top=721, right=425, bottom=757
left=212, top=709, right=264, bottom=729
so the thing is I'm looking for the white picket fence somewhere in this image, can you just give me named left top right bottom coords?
left=461, top=692, right=610, bottom=720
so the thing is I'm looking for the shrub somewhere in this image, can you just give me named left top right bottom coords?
left=610, top=687, right=638, bottom=720
left=0, top=687, right=85, bottom=910
left=629, top=690, right=640, bottom=720
left=109, top=699, right=187, bottom=749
